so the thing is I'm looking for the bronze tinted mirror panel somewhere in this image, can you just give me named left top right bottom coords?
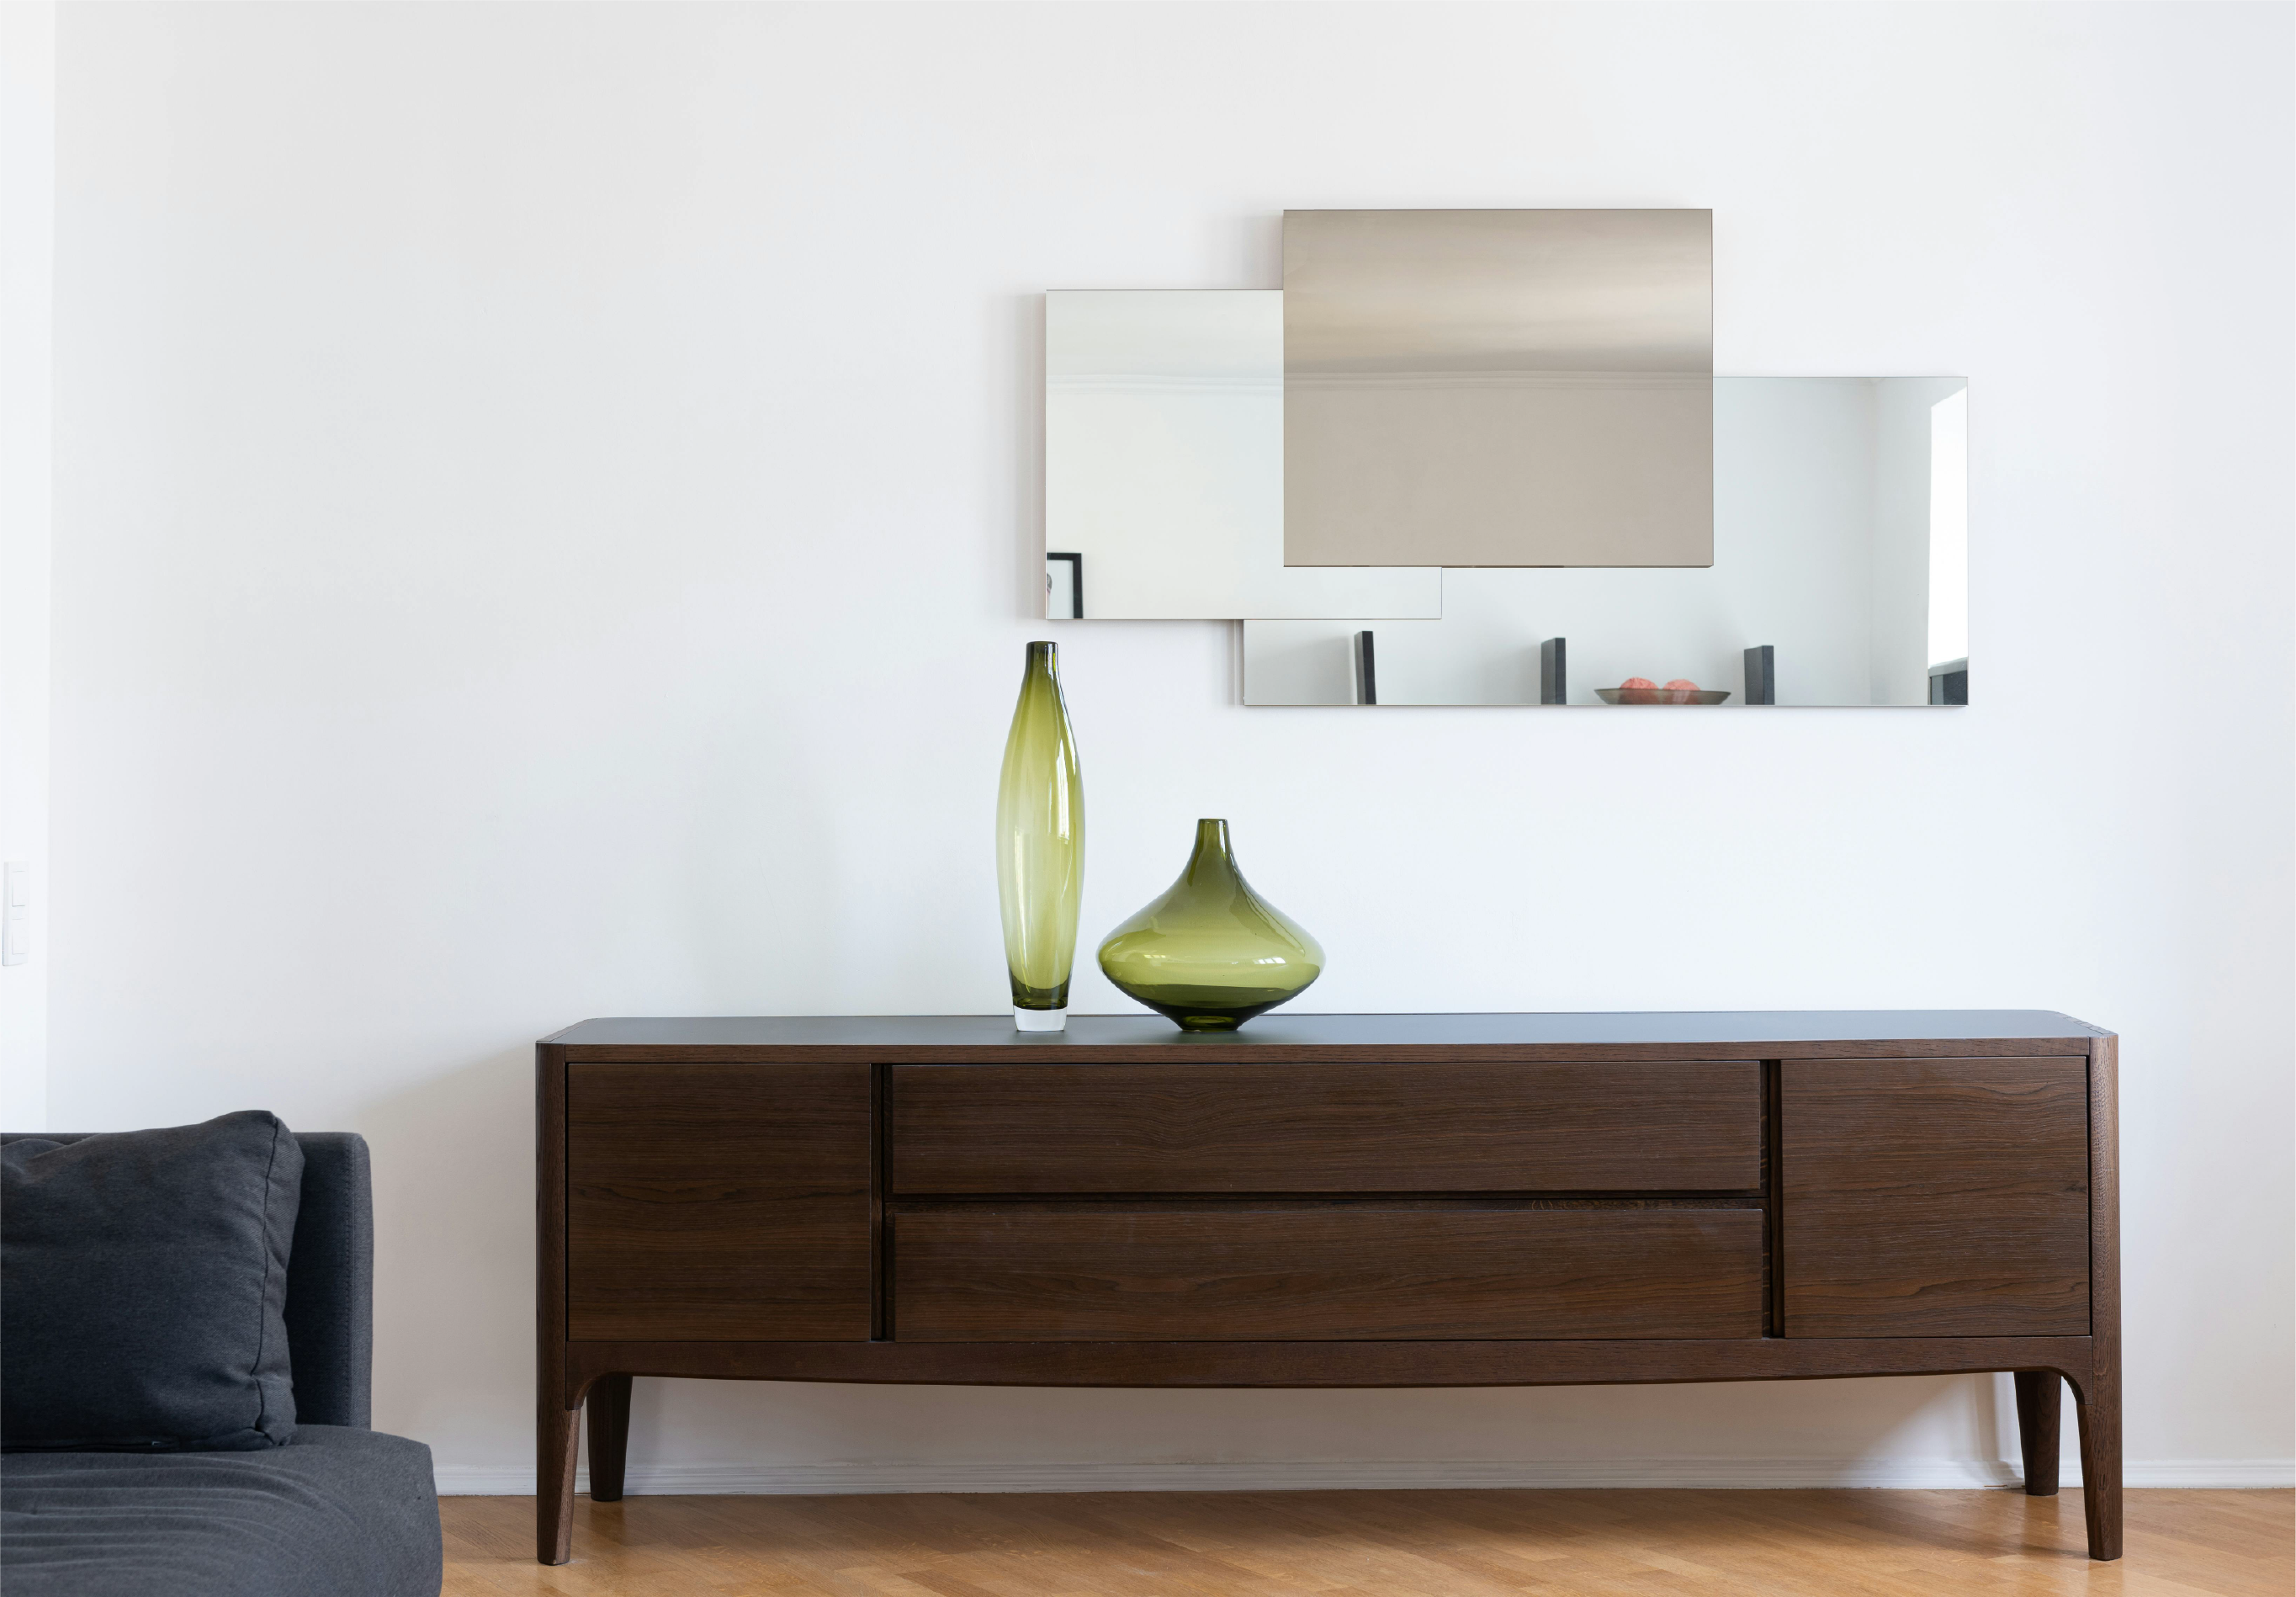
left=1283, top=210, right=1714, bottom=569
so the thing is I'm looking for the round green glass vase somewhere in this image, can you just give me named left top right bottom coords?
left=1097, top=819, right=1323, bottom=1032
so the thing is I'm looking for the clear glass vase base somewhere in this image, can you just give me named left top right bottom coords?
left=1011, top=1007, right=1068, bottom=1032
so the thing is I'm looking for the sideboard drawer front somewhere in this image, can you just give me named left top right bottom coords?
left=892, top=1208, right=1764, bottom=1340
left=1782, top=1058, right=2090, bottom=1337
left=889, top=1062, right=1761, bottom=1193
left=567, top=1064, right=873, bottom=1340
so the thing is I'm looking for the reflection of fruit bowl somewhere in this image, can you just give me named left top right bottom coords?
left=1596, top=687, right=1734, bottom=705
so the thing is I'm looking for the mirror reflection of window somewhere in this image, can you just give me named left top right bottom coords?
left=1046, top=552, right=1082, bottom=620
left=1927, top=387, right=1970, bottom=684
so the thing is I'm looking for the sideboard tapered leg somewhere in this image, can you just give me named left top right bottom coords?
left=2012, top=1371, right=2061, bottom=1496
left=586, top=1374, right=634, bottom=1503
left=538, top=1401, right=581, bottom=1565
left=2072, top=1368, right=2123, bottom=1561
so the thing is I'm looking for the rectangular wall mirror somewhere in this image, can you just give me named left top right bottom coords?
left=1044, top=291, right=1439, bottom=620
left=1041, top=284, right=1967, bottom=708
left=1244, top=377, right=1969, bottom=706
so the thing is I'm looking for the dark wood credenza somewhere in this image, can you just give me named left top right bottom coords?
left=535, top=1011, right=2120, bottom=1564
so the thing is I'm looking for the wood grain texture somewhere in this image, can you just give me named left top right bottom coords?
left=583, top=1375, right=631, bottom=1504
left=534, top=1014, right=2124, bottom=1566
left=892, top=1208, right=1765, bottom=1341
left=537, top=1403, right=577, bottom=1566
left=2013, top=1370, right=2060, bottom=1496
left=2075, top=1370, right=2123, bottom=1563
left=2082, top=1032, right=2124, bottom=1558
left=565, top=1064, right=872, bottom=1341
left=546, top=1009, right=2106, bottom=1054
left=446, top=1488, right=2291, bottom=1597
left=563, top=1334, right=2097, bottom=1397
left=534, top=1044, right=576, bottom=1564
left=891, top=1061, right=1761, bottom=1194
left=1782, top=1058, right=2090, bottom=1337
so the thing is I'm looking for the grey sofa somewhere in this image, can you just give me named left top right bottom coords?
left=0, top=1133, right=443, bottom=1597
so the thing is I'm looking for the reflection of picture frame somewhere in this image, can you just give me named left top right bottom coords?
left=1046, top=552, right=1083, bottom=619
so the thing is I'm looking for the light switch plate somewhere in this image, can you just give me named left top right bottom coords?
left=3, top=862, right=28, bottom=965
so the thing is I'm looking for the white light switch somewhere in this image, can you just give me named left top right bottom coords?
left=3, top=862, right=28, bottom=966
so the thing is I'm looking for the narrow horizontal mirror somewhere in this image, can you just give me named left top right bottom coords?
left=1244, top=377, right=1970, bottom=706
left=1043, top=291, right=1439, bottom=620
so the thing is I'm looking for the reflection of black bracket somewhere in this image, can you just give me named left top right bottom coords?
left=1352, top=630, right=1377, bottom=706
left=1744, top=645, right=1775, bottom=706
left=1046, top=552, right=1084, bottom=619
left=1927, top=658, right=1968, bottom=705
left=1539, top=638, right=1567, bottom=705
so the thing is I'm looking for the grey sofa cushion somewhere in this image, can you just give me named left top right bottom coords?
left=2, top=1113, right=302, bottom=1452
left=0, top=1424, right=442, bottom=1597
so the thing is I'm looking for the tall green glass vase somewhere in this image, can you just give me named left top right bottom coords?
left=1097, top=819, right=1323, bottom=1032
left=996, top=641, right=1084, bottom=1031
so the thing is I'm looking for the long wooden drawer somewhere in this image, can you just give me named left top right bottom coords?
left=889, top=1062, right=1761, bottom=1193
left=891, top=1207, right=1765, bottom=1340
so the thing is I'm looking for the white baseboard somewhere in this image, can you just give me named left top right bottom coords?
left=2122, top=1459, right=2294, bottom=1488
left=432, top=1456, right=2294, bottom=1496
left=433, top=1458, right=2020, bottom=1497
left=438, top=1461, right=2296, bottom=1498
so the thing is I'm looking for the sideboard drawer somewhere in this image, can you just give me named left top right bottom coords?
left=566, top=1064, right=873, bottom=1340
left=891, top=1207, right=1765, bottom=1340
left=889, top=1062, right=1761, bottom=1193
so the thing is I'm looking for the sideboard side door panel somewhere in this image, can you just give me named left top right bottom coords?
left=567, top=1063, right=872, bottom=1340
left=1780, top=1057, right=2089, bottom=1337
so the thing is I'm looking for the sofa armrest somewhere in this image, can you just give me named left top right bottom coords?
left=283, top=1133, right=373, bottom=1428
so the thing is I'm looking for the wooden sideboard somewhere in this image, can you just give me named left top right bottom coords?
left=536, top=1011, right=2119, bottom=1564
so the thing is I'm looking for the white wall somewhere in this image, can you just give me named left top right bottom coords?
left=0, top=0, right=53, bottom=1133
left=41, top=3, right=2293, bottom=1492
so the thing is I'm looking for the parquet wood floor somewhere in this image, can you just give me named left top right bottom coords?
left=443, top=1488, right=2292, bottom=1596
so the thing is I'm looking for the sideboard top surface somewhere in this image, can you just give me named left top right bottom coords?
left=544, top=1010, right=2108, bottom=1056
